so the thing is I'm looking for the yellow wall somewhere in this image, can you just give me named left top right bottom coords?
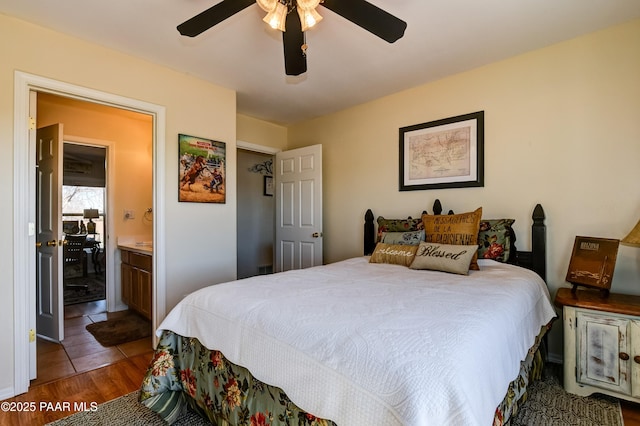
left=288, top=19, right=640, bottom=359
left=38, top=93, right=154, bottom=242
left=0, top=13, right=237, bottom=395
left=237, top=113, right=288, bottom=151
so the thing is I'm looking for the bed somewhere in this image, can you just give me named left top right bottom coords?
left=140, top=199, right=556, bottom=426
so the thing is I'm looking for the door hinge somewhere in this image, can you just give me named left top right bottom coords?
left=29, top=117, right=36, bottom=130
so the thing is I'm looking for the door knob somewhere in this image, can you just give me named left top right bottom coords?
left=312, top=232, right=323, bottom=238
left=35, top=242, right=42, bottom=248
left=45, top=240, right=57, bottom=247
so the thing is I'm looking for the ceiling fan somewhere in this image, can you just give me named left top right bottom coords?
left=177, top=0, right=407, bottom=76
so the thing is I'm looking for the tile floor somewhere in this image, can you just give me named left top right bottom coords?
left=32, top=299, right=154, bottom=387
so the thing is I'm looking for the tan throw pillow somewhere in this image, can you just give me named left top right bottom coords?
left=422, top=207, right=482, bottom=270
left=369, top=243, right=418, bottom=267
left=409, top=242, right=476, bottom=275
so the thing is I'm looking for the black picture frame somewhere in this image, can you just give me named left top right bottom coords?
left=264, top=175, right=274, bottom=196
left=399, top=111, right=484, bottom=191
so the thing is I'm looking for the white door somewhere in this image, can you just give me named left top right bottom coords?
left=35, top=124, right=64, bottom=342
left=275, top=144, right=323, bottom=272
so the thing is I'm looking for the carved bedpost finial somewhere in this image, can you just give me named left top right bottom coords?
left=364, top=209, right=375, bottom=256
left=532, top=204, right=545, bottom=224
left=433, top=199, right=442, bottom=216
left=531, top=204, right=546, bottom=282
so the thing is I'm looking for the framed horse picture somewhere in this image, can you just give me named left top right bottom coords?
left=178, top=134, right=226, bottom=203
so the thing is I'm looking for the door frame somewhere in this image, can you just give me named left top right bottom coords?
left=13, top=71, right=167, bottom=395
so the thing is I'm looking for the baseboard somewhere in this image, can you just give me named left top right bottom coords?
left=113, top=302, right=129, bottom=312
left=547, top=352, right=563, bottom=364
left=0, top=386, right=16, bottom=400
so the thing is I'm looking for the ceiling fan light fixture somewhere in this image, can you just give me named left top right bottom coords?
left=297, top=6, right=322, bottom=31
left=262, top=1, right=288, bottom=31
left=256, top=0, right=277, bottom=12
left=296, top=0, right=321, bottom=9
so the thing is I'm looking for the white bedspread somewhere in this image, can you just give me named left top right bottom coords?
left=158, top=257, right=556, bottom=426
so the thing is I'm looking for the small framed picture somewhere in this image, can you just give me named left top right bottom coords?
left=566, top=236, right=620, bottom=294
left=264, top=176, right=274, bottom=196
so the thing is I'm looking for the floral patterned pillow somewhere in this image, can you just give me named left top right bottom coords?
left=380, top=230, right=425, bottom=245
left=477, top=219, right=515, bottom=263
left=376, top=216, right=424, bottom=242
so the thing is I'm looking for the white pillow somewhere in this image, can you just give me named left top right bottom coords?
left=409, top=242, right=476, bottom=275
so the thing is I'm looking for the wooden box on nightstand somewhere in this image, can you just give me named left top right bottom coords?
left=555, top=287, right=640, bottom=403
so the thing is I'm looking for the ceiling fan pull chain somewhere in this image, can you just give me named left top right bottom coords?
left=301, top=31, right=308, bottom=57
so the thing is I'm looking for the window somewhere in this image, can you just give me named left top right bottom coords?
left=62, top=186, right=105, bottom=239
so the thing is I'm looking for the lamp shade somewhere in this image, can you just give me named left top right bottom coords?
left=83, top=209, right=99, bottom=219
left=622, top=218, right=640, bottom=247
left=297, top=6, right=322, bottom=31
left=263, top=1, right=287, bottom=31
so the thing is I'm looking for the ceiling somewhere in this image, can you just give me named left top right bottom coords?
left=2, top=1, right=639, bottom=125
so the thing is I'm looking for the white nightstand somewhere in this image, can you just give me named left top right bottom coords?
left=555, top=287, right=640, bottom=403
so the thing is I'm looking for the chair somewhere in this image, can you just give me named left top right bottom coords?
left=63, top=234, right=88, bottom=289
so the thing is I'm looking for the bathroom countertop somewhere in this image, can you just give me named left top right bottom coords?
left=118, top=242, right=153, bottom=255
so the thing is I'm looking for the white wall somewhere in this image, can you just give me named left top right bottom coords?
left=0, top=14, right=237, bottom=395
left=288, top=19, right=640, bottom=360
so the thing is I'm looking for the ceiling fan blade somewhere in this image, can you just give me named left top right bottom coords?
left=321, top=0, right=407, bottom=43
left=177, top=0, right=255, bottom=37
left=283, top=11, right=307, bottom=76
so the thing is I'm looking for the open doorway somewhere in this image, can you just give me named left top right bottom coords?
left=13, top=71, right=167, bottom=396
left=62, top=144, right=107, bottom=308
left=33, top=92, right=155, bottom=385
left=237, top=148, right=275, bottom=279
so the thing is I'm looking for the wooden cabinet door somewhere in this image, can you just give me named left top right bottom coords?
left=130, top=267, right=141, bottom=312
left=121, top=250, right=152, bottom=319
left=121, top=263, right=133, bottom=305
left=577, top=311, right=631, bottom=395
left=138, top=269, right=152, bottom=320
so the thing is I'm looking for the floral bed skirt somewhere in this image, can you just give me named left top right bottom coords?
left=140, top=324, right=551, bottom=425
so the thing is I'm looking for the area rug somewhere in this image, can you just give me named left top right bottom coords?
left=47, top=392, right=208, bottom=426
left=511, top=363, right=624, bottom=426
left=46, top=363, right=623, bottom=426
left=85, top=312, right=151, bottom=347
left=64, top=274, right=105, bottom=306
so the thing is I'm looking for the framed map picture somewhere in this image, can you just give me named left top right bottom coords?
left=399, top=111, right=484, bottom=191
left=178, top=134, right=226, bottom=203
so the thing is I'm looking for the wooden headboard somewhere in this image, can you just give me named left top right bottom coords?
left=364, top=199, right=547, bottom=281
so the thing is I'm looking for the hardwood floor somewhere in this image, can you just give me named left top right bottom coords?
left=622, top=401, right=640, bottom=426
left=33, top=299, right=154, bottom=386
left=0, top=300, right=155, bottom=425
